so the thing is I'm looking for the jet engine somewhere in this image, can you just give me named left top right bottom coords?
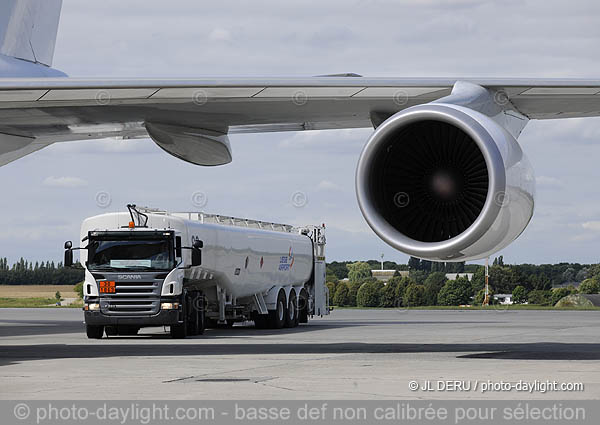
left=355, top=103, right=535, bottom=261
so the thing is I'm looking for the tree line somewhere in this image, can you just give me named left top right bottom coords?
left=326, top=257, right=600, bottom=308
left=0, top=257, right=84, bottom=286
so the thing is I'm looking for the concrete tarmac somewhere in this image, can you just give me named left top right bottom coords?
left=0, top=308, right=599, bottom=400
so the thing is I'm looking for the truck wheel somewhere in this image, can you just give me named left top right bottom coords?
left=197, top=293, right=205, bottom=335
left=298, top=289, right=309, bottom=324
left=171, top=293, right=188, bottom=338
left=268, top=290, right=287, bottom=329
left=186, top=293, right=200, bottom=336
left=285, top=291, right=298, bottom=328
left=86, top=325, right=104, bottom=339
left=170, top=323, right=187, bottom=338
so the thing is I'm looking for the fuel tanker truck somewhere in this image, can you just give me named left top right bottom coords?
left=64, top=205, right=329, bottom=339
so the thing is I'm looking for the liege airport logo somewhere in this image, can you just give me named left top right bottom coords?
left=278, top=247, right=295, bottom=271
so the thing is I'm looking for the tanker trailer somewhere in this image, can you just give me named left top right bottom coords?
left=64, top=205, right=329, bottom=339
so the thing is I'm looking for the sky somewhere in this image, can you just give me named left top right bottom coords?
left=2, top=0, right=600, bottom=265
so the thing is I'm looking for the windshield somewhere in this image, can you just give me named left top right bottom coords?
left=87, top=234, right=174, bottom=271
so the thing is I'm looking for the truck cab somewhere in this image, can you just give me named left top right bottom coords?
left=82, top=229, right=183, bottom=337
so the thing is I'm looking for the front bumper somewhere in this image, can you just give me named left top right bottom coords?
left=84, top=308, right=181, bottom=326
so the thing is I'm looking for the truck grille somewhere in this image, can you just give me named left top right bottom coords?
left=102, top=298, right=160, bottom=315
left=98, top=278, right=163, bottom=316
left=114, top=282, right=158, bottom=296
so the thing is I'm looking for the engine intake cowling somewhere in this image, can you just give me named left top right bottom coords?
left=356, top=103, right=535, bottom=261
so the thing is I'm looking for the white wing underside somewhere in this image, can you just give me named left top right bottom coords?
left=1, top=76, right=600, bottom=165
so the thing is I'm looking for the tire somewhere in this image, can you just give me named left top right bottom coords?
left=86, top=325, right=104, bottom=339
left=197, top=293, right=205, bottom=335
left=285, top=291, right=298, bottom=328
left=170, top=323, right=187, bottom=338
left=104, top=326, right=118, bottom=336
left=171, top=293, right=188, bottom=339
left=268, top=290, right=287, bottom=329
left=252, top=313, right=269, bottom=329
left=298, top=289, right=309, bottom=324
left=186, top=293, right=200, bottom=336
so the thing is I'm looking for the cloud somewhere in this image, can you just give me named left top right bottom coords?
left=43, top=176, right=88, bottom=188
left=536, top=176, right=564, bottom=189
left=581, top=221, right=600, bottom=231
left=209, top=28, right=232, bottom=42
left=316, top=180, right=343, bottom=192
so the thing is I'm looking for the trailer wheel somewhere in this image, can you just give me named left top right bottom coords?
left=298, top=289, right=309, bottom=324
left=285, top=291, right=298, bottom=328
left=86, top=325, right=104, bottom=339
left=268, top=290, right=287, bottom=329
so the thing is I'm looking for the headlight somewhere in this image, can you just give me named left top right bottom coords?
left=161, top=302, right=180, bottom=310
left=84, top=303, right=100, bottom=311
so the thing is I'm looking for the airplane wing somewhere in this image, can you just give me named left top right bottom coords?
left=1, top=76, right=600, bottom=166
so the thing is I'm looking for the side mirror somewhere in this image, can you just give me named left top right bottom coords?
left=64, top=248, right=73, bottom=267
left=191, top=248, right=202, bottom=266
left=64, top=241, right=72, bottom=250
left=192, top=239, right=203, bottom=249
left=175, top=236, right=182, bottom=257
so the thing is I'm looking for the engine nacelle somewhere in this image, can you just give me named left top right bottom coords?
left=356, top=103, right=535, bottom=261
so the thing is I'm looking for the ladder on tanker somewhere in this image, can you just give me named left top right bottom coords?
left=136, top=207, right=298, bottom=234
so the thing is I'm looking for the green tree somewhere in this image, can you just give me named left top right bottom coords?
left=54, top=291, right=61, bottom=302
left=562, top=267, right=576, bottom=283
left=423, top=272, right=447, bottom=306
left=356, top=280, right=384, bottom=307
left=408, top=256, right=421, bottom=271
left=474, top=286, right=496, bottom=305
left=470, top=266, right=485, bottom=294
left=512, top=285, right=527, bottom=304
left=437, top=277, right=472, bottom=306
left=326, top=282, right=337, bottom=305
left=447, top=261, right=466, bottom=273
left=587, top=264, right=600, bottom=280
left=404, top=284, right=426, bottom=307
left=550, top=287, right=575, bottom=306
left=528, top=290, right=551, bottom=306
left=381, top=277, right=401, bottom=307
left=327, top=262, right=349, bottom=280
left=575, top=268, right=589, bottom=282
left=579, top=278, right=600, bottom=294
left=333, top=282, right=350, bottom=306
left=326, top=269, right=339, bottom=285
left=346, top=279, right=368, bottom=306
left=347, top=262, right=372, bottom=283
left=409, top=269, right=429, bottom=285
left=486, top=265, right=520, bottom=293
